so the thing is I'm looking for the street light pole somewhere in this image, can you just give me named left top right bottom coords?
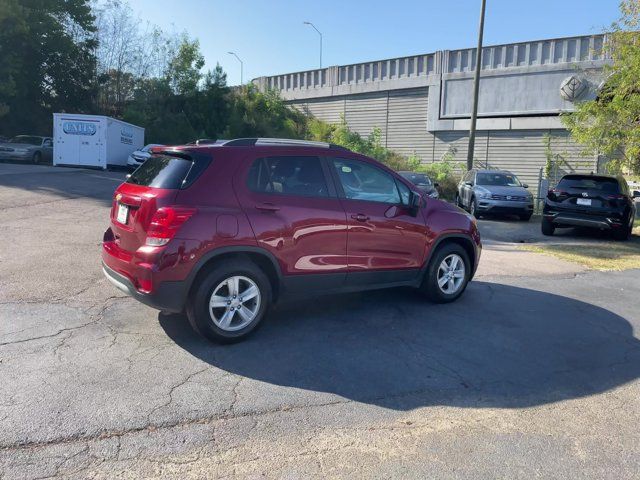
left=303, top=21, right=322, bottom=68
left=227, top=51, right=243, bottom=85
left=466, top=0, right=487, bottom=171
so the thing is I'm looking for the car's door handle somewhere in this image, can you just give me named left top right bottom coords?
left=255, top=203, right=280, bottom=212
left=351, top=213, right=370, bottom=222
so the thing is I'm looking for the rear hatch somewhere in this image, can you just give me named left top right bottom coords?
left=547, top=175, right=624, bottom=216
left=110, top=150, right=209, bottom=253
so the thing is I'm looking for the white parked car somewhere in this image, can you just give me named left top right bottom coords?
left=127, top=144, right=164, bottom=168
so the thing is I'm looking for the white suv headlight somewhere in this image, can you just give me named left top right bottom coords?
left=476, top=188, right=491, bottom=199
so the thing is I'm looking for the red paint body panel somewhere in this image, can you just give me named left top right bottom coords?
left=101, top=143, right=481, bottom=312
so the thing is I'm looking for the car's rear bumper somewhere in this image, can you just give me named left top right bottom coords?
left=544, top=211, right=627, bottom=230
left=102, top=261, right=187, bottom=313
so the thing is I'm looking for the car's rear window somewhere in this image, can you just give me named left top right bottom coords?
left=557, top=176, right=620, bottom=193
left=126, top=155, right=194, bottom=189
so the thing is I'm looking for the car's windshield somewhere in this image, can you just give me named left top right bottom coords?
left=9, top=135, right=41, bottom=146
left=476, top=172, right=521, bottom=187
left=401, top=172, right=432, bottom=186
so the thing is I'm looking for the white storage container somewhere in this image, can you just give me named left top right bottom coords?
left=53, top=113, right=144, bottom=169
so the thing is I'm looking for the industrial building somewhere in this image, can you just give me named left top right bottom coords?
left=253, top=34, right=609, bottom=194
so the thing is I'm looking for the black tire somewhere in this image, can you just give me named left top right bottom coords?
left=422, top=243, right=471, bottom=304
left=32, top=152, right=41, bottom=164
left=186, top=259, right=272, bottom=344
left=469, top=197, right=479, bottom=218
left=612, top=224, right=631, bottom=241
left=519, top=213, right=533, bottom=221
left=541, top=218, right=555, bottom=236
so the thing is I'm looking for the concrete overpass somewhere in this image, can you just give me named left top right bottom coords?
left=253, top=34, right=609, bottom=192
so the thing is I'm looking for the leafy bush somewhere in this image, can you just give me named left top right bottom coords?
left=416, top=156, right=464, bottom=201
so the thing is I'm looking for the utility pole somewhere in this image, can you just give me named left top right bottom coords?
left=466, top=0, right=487, bottom=171
left=227, top=51, right=243, bottom=85
left=304, top=21, right=323, bottom=68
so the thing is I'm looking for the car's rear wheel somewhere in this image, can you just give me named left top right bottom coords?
left=187, top=259, right=272, bottom=343
left=32, top=152, right=41, bottom=164
left=422, top=243, right=470, bottom=303
left=612, top=223, right=632, bottom=241
left=541, top=217, right=555, bottom=236
left=519, top=213, right=533, bottom=221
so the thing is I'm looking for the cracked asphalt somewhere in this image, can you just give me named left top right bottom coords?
left=1, top=163, right=639, bottom=479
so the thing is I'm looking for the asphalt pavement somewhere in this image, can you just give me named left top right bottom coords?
left=1, top=164, right=638, bottom=479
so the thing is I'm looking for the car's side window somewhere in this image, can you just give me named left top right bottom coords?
left=331, top=158, right=401, bottom=204
left=246, top=155, right=328, bottom=197
left=396, top=179, right=411, bottom=205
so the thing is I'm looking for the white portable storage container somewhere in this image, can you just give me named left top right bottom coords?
left=53, top=113, right=144, bottom=169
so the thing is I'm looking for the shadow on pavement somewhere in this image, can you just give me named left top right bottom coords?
left=160, top=281, right=640, bottom=410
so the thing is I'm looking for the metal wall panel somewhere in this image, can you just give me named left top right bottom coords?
left=344, top=93, right=388, bottom=139
left=433, top=131, right=488, bottom=166
left=290, top=98, right=345, bottom=124
left=386, top=89, right=431, bottom=160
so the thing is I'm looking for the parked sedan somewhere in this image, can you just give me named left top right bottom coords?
left=0, top=135, right=53, bottom=164
left=543, top=174, right=639, bottom=240
left=398, top=171, right=439, bottom=198
left=456, top=169, right=534, bottom=221
left=127, top=144, right=164, bottom=168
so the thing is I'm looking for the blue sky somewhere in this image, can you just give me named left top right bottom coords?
left=130, top=0, right=620, bottom=85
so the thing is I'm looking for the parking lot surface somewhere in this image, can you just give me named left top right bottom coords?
left=1, top=164, right=639, bottom=479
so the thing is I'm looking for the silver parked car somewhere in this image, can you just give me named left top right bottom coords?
left=127, top=144, right=164, bottom=168
left=0, top=135, right=53, bottom=164
left=456, top=169, right=534, bottom=221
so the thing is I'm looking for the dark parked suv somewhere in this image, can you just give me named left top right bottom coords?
left=102, top=138, right=482, bottom=343
left=542, top=174, right=639, bottom=240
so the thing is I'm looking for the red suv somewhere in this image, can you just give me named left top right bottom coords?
left=102, top=138, right=481, bottom=343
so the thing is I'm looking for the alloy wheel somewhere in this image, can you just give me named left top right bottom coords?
left=209, top=275, right=261, bottom=331
left=436, top=254, right=466, bottom=294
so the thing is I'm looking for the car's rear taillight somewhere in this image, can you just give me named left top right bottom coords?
left=145, top=207, right=196, bottom=246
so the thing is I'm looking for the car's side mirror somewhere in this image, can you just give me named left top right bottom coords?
left=464, top=181, right=473, bottom=186
left=434, top=182, right=440, bottom=188
left=522, top=183, right=529, bottom=188
left=408, top=191, right=421, bottom=216
left=633, top=190, right=640, bottom=198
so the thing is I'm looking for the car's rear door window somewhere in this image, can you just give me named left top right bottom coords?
left=246, top=156, right=328, bottom=197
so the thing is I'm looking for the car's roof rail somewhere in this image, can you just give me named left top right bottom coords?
left=221, top=138, right=350, bottom=151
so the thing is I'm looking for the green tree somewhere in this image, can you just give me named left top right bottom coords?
left=562, top=0, right=640, bottom=174
left=224, top=86, right=308, bottom=139
left=166, top=37, right=205, bottom=95
left=0, top=0, right=97, bottom=135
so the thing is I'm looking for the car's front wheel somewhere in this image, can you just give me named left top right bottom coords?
left=469, top=197, right=479, bottom=218
left=422, top=243, right=470, bottom=303
left=187, top=259, right=272, bottom=343
left=32, top=152, right=41, bottom=164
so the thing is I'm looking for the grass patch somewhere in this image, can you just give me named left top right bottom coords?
left=524, top=240, right=640, bottom=271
